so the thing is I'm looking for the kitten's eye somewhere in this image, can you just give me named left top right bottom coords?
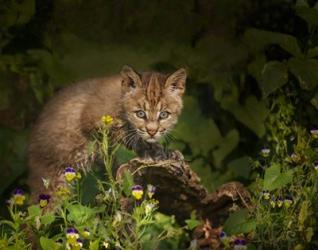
left=135, top=110, right=146, bottom=119
left=159, top=111, right=170, bottom=119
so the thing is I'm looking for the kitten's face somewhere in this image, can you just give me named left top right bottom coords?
left=121, top=66, right=186, bottom=143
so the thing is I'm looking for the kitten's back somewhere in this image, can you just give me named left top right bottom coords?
left=28, top=75, right=122, bottom=173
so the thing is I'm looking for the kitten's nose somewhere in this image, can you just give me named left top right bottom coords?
left=146, top=128, right=157, bottom=136
left=146, top=123, right=158, bottom=137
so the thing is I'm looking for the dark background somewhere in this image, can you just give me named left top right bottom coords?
left=1, top=0, right=318, bottom=210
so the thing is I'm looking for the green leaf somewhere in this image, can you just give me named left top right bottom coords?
left=212, top=129, right=239, bottom=167
left=190, top=158, right=215, bottom=191
left=307, top=47, right=318, bottom=58
left=296, top=6, right=318, bottom=28
left=122, top=171, right=134, bottom=197
left=28, top=205, right=41, bottom=218
left=115, top=145, right=136, bottom=165
left=173, top=96, right=238, bottom=163
left=172, top=97, right=222, bottom=156
left=40, top=213, right=55, bottom=226
left=185, top=211, right=200, bottom=230
left=67, top=204, right=95, bottom=225
left=223, top=209, right=255, bottom=235
left=263, top=163, right=294, bottom=191
left=288, top=58, right=318, bottom=90
left=185, top=218, right=200, bottom=230
left=40, top=237, right=59, bottom=250
left=89, top=239, right=100, bottom=250
left=243, top=28, right=302, bottom=57
left=228, top=156, right=251, bottom=179
left=247, top=54, right=266, bottom=82
left=298, top=201, right=310, bottom=230
left=221, top=95, right=268, bottom=137
left=260, top=61, right=288, bottom=97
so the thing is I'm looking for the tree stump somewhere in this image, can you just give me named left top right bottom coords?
left=116, top=157, right=250, bottom=224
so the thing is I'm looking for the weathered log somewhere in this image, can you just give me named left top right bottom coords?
left=116, top=157, right=250, bottom=224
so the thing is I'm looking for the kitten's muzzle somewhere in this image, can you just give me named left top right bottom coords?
left=146, top=128, right=158, bottom=136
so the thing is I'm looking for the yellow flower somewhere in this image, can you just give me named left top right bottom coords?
left=101, top=115, right=113, bottom=126
left=12, top=189, right=26, bottom=206
left=56, top=185, right=71, bottom=198
left=66, top=228, right=79, bottom=245
left=38, top=194, right=51, bottom=208
left=132, top=185, right=143, bottom=200
left=81, top=228, right=90, bottom=239
left=64, top=167, right=77, bottom=182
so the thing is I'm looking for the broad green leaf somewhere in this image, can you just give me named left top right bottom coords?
left=89, top=239, right=101, bottom=250
left=263, top=163, right=294, bottom=191
left=172, top=96, right=222, bottom=156
left=28, top=205, right=41, bottom=218
left=260, top=61, right=288, bottom=97
left=288, top=58, right=318, bottom=90
left=223, top=209, right=255, bottom=235
left=296, top=6, right=318, bottom=28
left=212, top=76, right=268, bottom=137
left=67, top=204, right=95, bottom=225
left=190, top=158, right=215, bottom=191
left=247, top=54, right=266, bottom=82
left=243, top=28, right=302, bottom=57
left=307, top=47, right=318, bottom=58
left=40, top=213, right=55, bottom=226
left=212, top=129, right=239, bottom=167
left=40, top=237, right=59, bottom=250
left=228, top=156, right=251, bottom=179
left=115, top=145, right=136, bottom=165
left=122, top=171, right=134, bottom=197
left=221, top=95, right=268, bottom=137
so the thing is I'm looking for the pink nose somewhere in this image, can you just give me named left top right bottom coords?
left=146, top=128, right=157, bottom=136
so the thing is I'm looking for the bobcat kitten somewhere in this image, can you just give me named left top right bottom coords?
left=27, top=66, right=186, bottom=203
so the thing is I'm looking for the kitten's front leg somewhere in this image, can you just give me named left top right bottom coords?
left=135, top=141, right=183, bottom=161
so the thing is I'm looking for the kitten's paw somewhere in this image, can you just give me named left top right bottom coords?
left=167, top=150, right=184, bottom=161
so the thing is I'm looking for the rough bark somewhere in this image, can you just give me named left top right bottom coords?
left=116, top=157, right=250, bottom=224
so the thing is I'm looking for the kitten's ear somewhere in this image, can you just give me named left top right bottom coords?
left=120, top=65, right=142, bottom=92
left=165, top=68, right=187, bottom=96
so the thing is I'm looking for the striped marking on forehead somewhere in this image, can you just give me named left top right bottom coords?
left=144, top=73, right=164, bottom=106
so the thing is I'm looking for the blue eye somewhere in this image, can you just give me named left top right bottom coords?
left=136, top=110, right=146, bottom=119
left=159, top=111, right=169, bottom=119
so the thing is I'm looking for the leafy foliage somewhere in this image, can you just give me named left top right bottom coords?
left=0, top=124, right=188, bottom=249
left=1, top=0, right=318, bottom=248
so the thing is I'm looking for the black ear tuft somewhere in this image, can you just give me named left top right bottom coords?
left=165, top=68, right=187, bottom=96
left=120, top=65, right=141, bottom=92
